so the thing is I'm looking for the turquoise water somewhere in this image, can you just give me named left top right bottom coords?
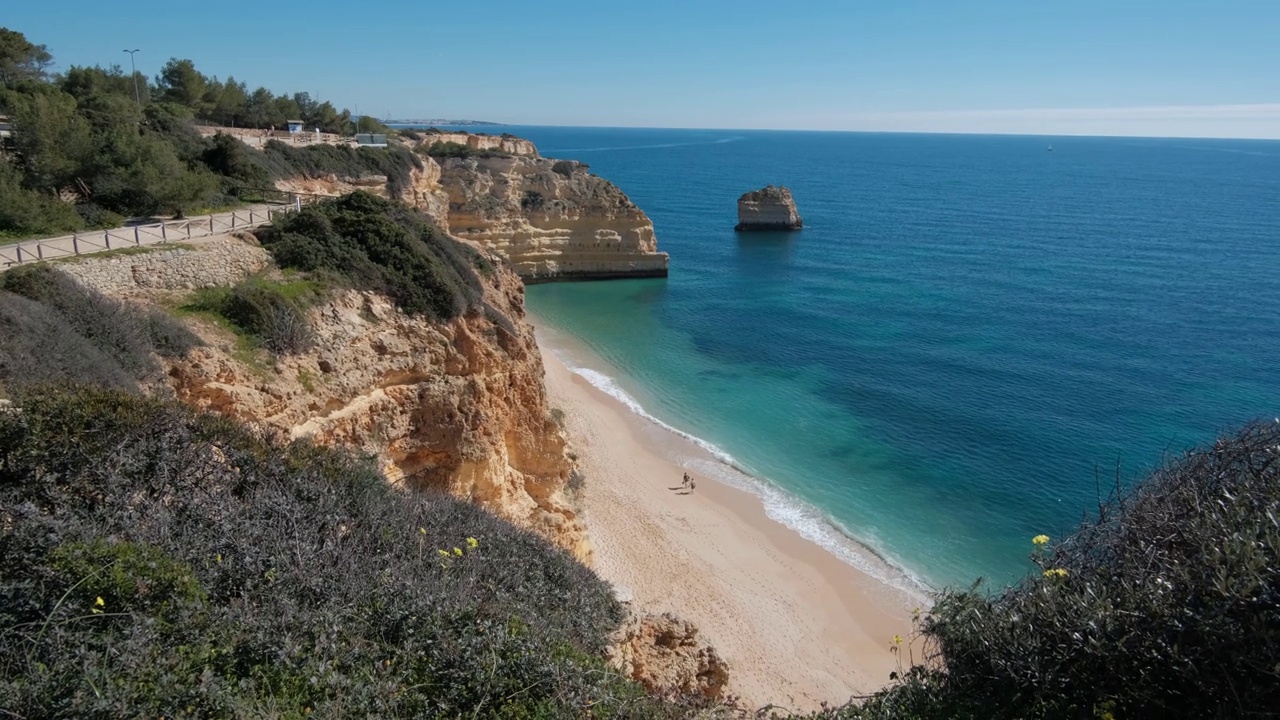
left=490, top=127, right=1280, bottom=589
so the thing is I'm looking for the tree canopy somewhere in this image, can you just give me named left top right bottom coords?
left=0, top=27, right=397, bottom=239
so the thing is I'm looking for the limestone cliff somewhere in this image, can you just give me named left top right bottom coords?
left=275, top=132, right=669, bottom=282
left=430, top=155, right=668, bottom=281
left=735, top=185, right=803, bottom=231
left=65, top=237, right=590, bottom=562
left=418, top=130, right=539, bottom=157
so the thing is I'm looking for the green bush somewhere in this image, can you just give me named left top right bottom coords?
left=0, top=265, right=201, bottom=393
left=254, top=140, right=423, bottom=197
left=422, top=140, right=512, bottom=160
left=817, top=421, right=1280, bottom=720
left=182, top=276, right=320, bottom=355
left=0, top=159, right=83, bottom=238
left=0, top=385, right=692, bottom=718
left=257, top=192, right=489, bottom=321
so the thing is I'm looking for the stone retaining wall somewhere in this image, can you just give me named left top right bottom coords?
left=59, top=238, right=272, bottom=293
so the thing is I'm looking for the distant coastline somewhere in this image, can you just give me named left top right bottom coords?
left=383, top=119, right=505, bottom=127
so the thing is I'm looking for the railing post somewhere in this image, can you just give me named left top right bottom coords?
left=105, top=231, right=111, bottom=250
left=14, top=245, right=22, bottom=264
left=73, top=235, right=79, bottom=255
left=211, top=215, right=215, bottom=233
left=37, top=243, right=43, bottom=260
left=161, top=224, right=167, bottom=242
left=135, top=226, right=140, bottom=244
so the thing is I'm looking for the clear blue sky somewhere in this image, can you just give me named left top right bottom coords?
left=8, top=0, right=1279, bottom=138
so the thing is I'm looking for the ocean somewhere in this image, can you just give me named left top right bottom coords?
left=457, top=126, right=1280, bottom=590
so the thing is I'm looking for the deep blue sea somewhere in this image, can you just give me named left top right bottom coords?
left=449, top=126, right=1280, bottom=589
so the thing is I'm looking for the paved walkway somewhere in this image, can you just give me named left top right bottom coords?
left=0, top=203, right=297, bottom=267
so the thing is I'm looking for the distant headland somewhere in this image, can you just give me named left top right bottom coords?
left=383, top=119, right=505, bottom=127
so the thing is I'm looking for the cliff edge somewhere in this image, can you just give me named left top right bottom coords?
left=64, top=235, right=591, bottom=562
left=735, top=185, right=803, bottom=231
left=275, top=132, right=669, bottom=282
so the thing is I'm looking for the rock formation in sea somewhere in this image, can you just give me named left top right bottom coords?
left=735, top=185, right=803, bottom=231
left=275, top=131, right=669, bottom=282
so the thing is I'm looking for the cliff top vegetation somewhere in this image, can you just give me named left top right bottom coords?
left=0, top=27, right=408, bottom=239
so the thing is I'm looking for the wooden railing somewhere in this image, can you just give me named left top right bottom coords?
left=0, top=194, right=326, bottom=267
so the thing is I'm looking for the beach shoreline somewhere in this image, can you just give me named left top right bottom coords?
left=531, top=317, right=918, bottom=711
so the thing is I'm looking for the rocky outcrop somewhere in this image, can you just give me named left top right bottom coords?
left=276, top=132, right=669, bottom=282
left=66, top=238, right=590, bottom=562
left=735, top=185, right=802, bottom=231
left=607, top=611, right=730, bottom=700
left=433, top=156, right=668, bottom=281
left=417, top=131, right=538, bottom=157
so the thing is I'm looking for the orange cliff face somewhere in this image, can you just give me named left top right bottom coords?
left=275, top=132, right=670, bottom=282
left=62, top=238, right=590, bottom=562
left=176, top=266, right=590, bottom=561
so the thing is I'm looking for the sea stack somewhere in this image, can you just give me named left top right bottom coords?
left=735, top=185, right=803, bottom=231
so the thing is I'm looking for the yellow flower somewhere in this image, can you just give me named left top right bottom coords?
left=215, top=553, right=222, bottom=564
left=466, top=537, right=479, bottom=549
left=892, top=634, right=903, bottom=645
left=95, top=596, right=105, bottom=607
left=92, top=596, right=105, bottom=614
left=1032, top=534, right=1050, bottom=546
left=453, top=547, right=463, bottom=557
left=419, top=527, right=426, bottom=535
left=1043, top=568, right=1068, bottom=578
left=437, top=549, right=451, bottom=558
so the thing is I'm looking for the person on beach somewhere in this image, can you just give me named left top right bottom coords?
left=682, top=473, right=690, bottom=491
left=688, top=478, right=696, bottom=493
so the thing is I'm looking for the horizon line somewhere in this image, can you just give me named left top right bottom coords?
left=389, top=103, right=1280, bottom=141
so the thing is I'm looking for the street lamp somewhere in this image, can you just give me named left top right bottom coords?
left=122, top=49, right=141, bottom=106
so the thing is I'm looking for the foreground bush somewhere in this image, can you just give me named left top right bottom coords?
left=257, top=192, right=490, bottom=321
left=0, top=265, right=200, bottom=393
left=0, top=386, right=691, bottom=718
left=819, top=421, right=1280, bottom=720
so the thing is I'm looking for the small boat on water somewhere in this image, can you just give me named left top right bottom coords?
left=1047, top=145, right=1054, bottom=152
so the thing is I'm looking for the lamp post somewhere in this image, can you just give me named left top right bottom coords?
left=122, top=49, right=141, bottom=106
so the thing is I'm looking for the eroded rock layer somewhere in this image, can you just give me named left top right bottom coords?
left=67, top=238, right=590, bottom=562
left=432, top=156, right=669, bottom=282
left=607, top=612, right=730, bottom=700
left=276, top=132, right=669, bottom=282
left=735, top=185, right=803, bottom=231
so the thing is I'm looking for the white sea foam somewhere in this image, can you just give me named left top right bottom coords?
left=558, top=352, right=934, bottom=603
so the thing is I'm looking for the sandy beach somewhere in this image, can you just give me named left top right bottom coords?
left=534, top=326, right=919, bottom=711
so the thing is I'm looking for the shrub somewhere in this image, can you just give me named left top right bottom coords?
left=72, top=201, right=125, bottom=229
left=421, top=140, right=512, bottom=160
left=253, top=140, right=423, bottom=197
left=257, top=192, right=488, bottom=321
left=0, top=385, right=691, bottom=718
left=182, top=276, right=320, bottom=355
left=820, top=421, right=1280, bottom=720
left=0, top=265, right=200, bottom=392
left=0, top=159, right=84, bottom=237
